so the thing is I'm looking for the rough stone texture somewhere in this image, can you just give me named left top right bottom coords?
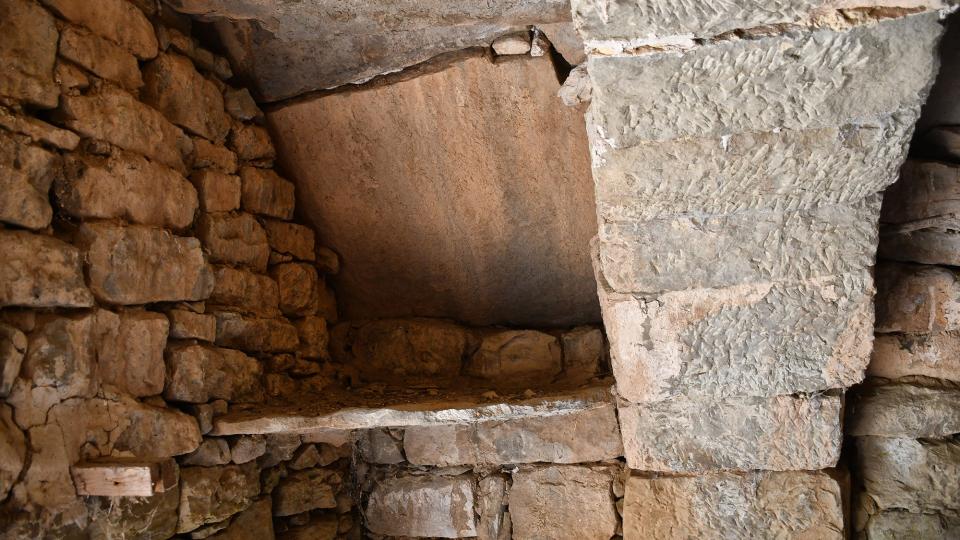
left=0, top=0, right=59, bottom=107
left=560, top=326, right=604, bottom=380
left=600, top=272, right=873, bottom=402
left=96, top=310, right=169, bottom=397
left=272, top=263, right=320, bottom=317
left=623, top=471, right=844, bottom=539
left=56, top=86, right=193, bottom=173
left=881, top=161, right=960, bottom=225
left=509, top=465, right=617, bottom=540
left=273, top=468, right=340, bottom=516
left=87, top=473, right=181, bottom=540
left=214, top=312, right=299, bottom=353
left=879, top=225, right=960, bottom=266
left=0, top=230, right=93, bottom=308
left=870, top=333, right=960, bottom=383
left=875, top=263, right=960, bottom=333
left=295, top=316, right=329, bottom=359
left=859, top=509, right=960, bottom=539
left=21, top=314, right=98, bottom=403
left=466, top=330, right=562, bottom=383
left=197, top=213, right=271, bottom=272
left=210, top=265, right=280, bottom=317
left=191, top=170, right=241, bottom=213
left=177, top=463, right=260, bottom=533
left=493, top=33, right=532, bottom=55
left=229, top=435, right=265, bottom=464
left=847, top=384, right=960, bottom=438
left=358, top=429, right=405, bottom=465
left=403, top=403, right=622, bottom=466
left=142, top=53, right=230, bottom=142
left=239, top=166, right=295, bottom=219
left=0, top=107, right=80, bottom=150
left=229, top=123, right=275, bottom=162
left=0, top=323, right=26, bottom=397
left=58, top=25, right=143, bottom=90
left=41, top=0, right=158, bottom=59
left=618, top=394, right=842, bottom=472
left=168, top=309, right=217, bottom=342
left=282, top=516, right=338, bottom=540
left=79, top=223, right=215, bottom=305
left=538, top=22, right=585, bottom=65
left=365, top=473, right=477, bottom=538
left=0, top=404, right=26, bottom=500
left=57, top=151, right=199, bottom=229
left=165, top=343, right=264, bottom=403
left=263, top=220, right=315, bottom=262
left=194, top=137, right=238, bottom=173
left=477, top=475, right=509, bottom=540
left=181, top=438, right=231, bottom=466
left=0, top=131, right=58, bottom=230
left=224, top=87, right=262, bottom=121
left=858, top=436, right=960, bottom=514
left=269, top=55, right=599, bottom=327
left=341, top=319, right=471, bottom=383
left=208, top=497, right=274, bottom=540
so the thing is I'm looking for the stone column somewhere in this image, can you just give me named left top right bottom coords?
left=571, top=1, right=950, bottom=535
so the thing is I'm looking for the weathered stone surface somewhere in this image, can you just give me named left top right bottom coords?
left=229, top=435, right=265, bottom=464
left=214, top=312, right=299, bottom=353
left=618, top=394, right=842, bottom=472
left=341, top=319, right=470, bottom=383
left=858, top=436, right=960, bottom=514
left=510, top=465, right=617, bottom=540
left=272, top=263, right=319, bottom=317
left=273, top=468, right=340, bottom=516
left=0, top=0, right=59, bottom=107
left=224, top=87, right=262, bottom=122
left=882, top=161, right=960, bottom=225
left=22, top=313, right=98, bottom=401
left=42, top=0, right=158, bottom=58
left=601, top=272, right=873, bottom=402
left=56, top=86, right=193, bottom=172
left=859, top=509, right=960, bottom=539
left=359, top=429, right=405, bottom=464
left=295, top=316, right=329, bottom=359
left=0, top=404, right=25, bottom=500
left=177, top=463, right=260, bottom=533
left=477, top=475, right=508, bottom=540
left=210, top=266, right=279, bottom=317
left=403, top=403, right=622, bottom=466
left=879, top=223, right=960, bottom=267
left=168, top=309, right=217, bottom=342
left=539, top=22, right=584, bottom=65
left=0, top=131, right=57, bottom=230
left=624, top=471, right=844, bottom=539
left=59, top=25, right=143, bottom=90
left=79, top=223, right=214, bottom=305
left=239, top=166, right=295, bottom=219
left=847, top=384, right=960, bottom=438
left=57, top=151, right=198, bottom=228
left=560, top=326, right=603, bottom=380
left=263, top=220, right=315, bottom=262
left=56, top=60, right=89, bottom=94
left=466, top=330, right=562, bottom=383
left=268, top=54, right=599, bottom=327
left=493, top=33, right=531, bottom=55
left=87, top=471, right=181, bottom=540
left=96, top=310, right=168, bottom=397
left=197, top=213, right=271, bottom=272
left=165, top=343, right=264, bottom=403
left=587, top=13, right=941, bottom=147
left=208, top=497, right=274, bottom=540
left=229, top=124, right=275, bottom=162
left=193, top=137, right=238, bottom=173
left=870, top=333, right=960, bottom=383
left=191, top=170, right=241, bottom=213
left=366, top=473, right=476, bottom=537
left=0, top=107, right=79, bottom=150
left=875, top=263, right=960, bottom=333
left=181, top=438, right=231, bottom=466
left=0, top=324, right=26, bottom=397
left=142, top=53, right=230, bottom=142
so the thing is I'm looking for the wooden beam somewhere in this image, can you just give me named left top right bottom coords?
left=71, top=458, right=177, bottom=497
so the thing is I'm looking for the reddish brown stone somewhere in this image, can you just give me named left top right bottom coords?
left=263, top=219, right=315, bottom=262
left=41, top=0, right=158, bottom=59
left=209, top=266, right=280, bottom=317
left=0, top=131, right=58, bottom=230
left=142, top=53, right=230, bottom=142
left=214, top=312, right=299, bottom=353
left=239, top=167, right=295, bottom=219
left=0, top=0, right=59, bottom=107
left=230, top=123, right=275, bottom=162
left=272, top=263, right=320, bottom=317
left=165, top=343, right=264, bottom=403
left=197, top=213, right=271, bottom=272
left=96, top=310, right=169, bottom=397
left=191, top=170, right=241, bottom=213
left=58, top=25, right=143, bottom=90
left=0, top=230, right=94, bottom=308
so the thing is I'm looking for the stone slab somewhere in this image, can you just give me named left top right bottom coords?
left=874, top=263, right=960, bottom=334
left=881, top=161, right=960, bottom=225
left=846, top=384, right=960, bottom=438
left=869, top=333, right=960, bottom=383
left=879, top=224, right=960, bottom=267
left=857, top=436, right=960, bottom=514
left=0, top=230, right=94, bottom=308
left=365, top=473, right=477, bottom=538
left=509, top=465, right=617, bottom=540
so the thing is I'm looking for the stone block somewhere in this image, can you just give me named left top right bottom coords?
left=168, top=309, right=217, bottom=342
left=875, top=263, right=960, bottom=333
left=225, top=87, right=262, bottom=121
left=466, top=330, right=562, bottom=383
left=191, top=170, right=241, bottom=213
left=477, top=475, right=508, bottom=540
left=142, top=53, right=230, bottom=142
left=96, top=310, right=169, bottom=398
left=847, top=384, right=960, bottom=438
left=618, top=394, right=842, bottom=472
left=79, top=223, right=214, bottom=305
left=587, top=13, right=941, bottom=147
left=0, top=107, right=79, bottom=150
left=273, top=468, right=340, bottom=516
left=560, top=326, right=604, bottom=380
left=181, top=438, right=231, bottom=466
left=0, top=404, right=26, bottom=501
left=87, top=469, right=180, bottom=540
left=239, top=166, right=295, bottom=219
left=165, top=343, right=264, bottom=403
left=881, top=161, right=960, bottom=225
left=210, top=265, right=280, bottom=317
left=869, top=333, right=960, bottom=383
left=177, top=463, right=260, bottom=533
left=492, top=33, right=531, bottom=55
left=539, top=22, right=585, bottom=65
left=365, top=473, right=477, bottom=538
left=207, top=497, right=274, bottom=540
left=0, top=324, right=26, bottom=397
left=859, top=509, right=960, bottom=539
left=295, top=316, right=329, bottom=359
left=858, top=436, right=960, bottom=514
left=358, top=429, right=405, bottom=464
left=0, top=0, right=59, bottom=107
left=197, top=213, right=271, bottom=272
left=57, top=151, right=198, bottom=229
left=263, top=219, right=315, bottom=262
left=0, top=131, right=57, bottom=230
left=403, top=403, right=622, bottom=466
left=229, top=435, right=265, bottom=464
left=214, top=312, right=299, bottom=353
left=344, top=318, right=470, bottom=383
left=600, top=271, right=873, bottom=403
left=879, top=224, right=960, bottom=267
left=193, top=137, right=238, bottom=173
left=230, top=123, right=275, bottom=162
left=282, top=516, right=338, bottom=540
left=58, top=25, right=142, bottom=90
left=272, top=262, right=319, bottom=317
left=623, top=471, right=844, bottom=539
left=41, top=0, right=156, bottom=58
left=22, top=313, right=98, bottom=401
left=510, top=465, right=617, bottom=540
left=56, top=86, right=193, bottom=173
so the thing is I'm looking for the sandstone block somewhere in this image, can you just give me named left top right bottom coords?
left=21, top=422, right=74, bottom=508
left=168, top=309, right=217, bottom=342
left=225, top=87, right=262, bottom=121
left=600, top=272, right=873, bottom=403
left=295, top=316, right=329, bottom=359
left=193, top=137, right=238, bottom=173
left=272, top=263, right=320, bottom=317
left=466, top=329, right=561, bottom=383
left=0, top=324, right=26, bottom=397
left=181, top=438, right=231, bottom=466
left=142, top=53, right=230, bottom=142
left=96, top=310, right=168, bottom=397
left=0, top=231, right=93, bottom=308
left=79, top=223, right=215, bottom=305
left=239, top=167, right=295, bottom=219
left=214, top=312, right=299, bottom=353
left=858, top=436, right=960, bottom=514
left=210, top=265, right=280, bottom=317
left=208, top=497, right=274, bottom=540
left=344, top=318, right=470, bottom=383
left=191, top=170, right=241, bottom=212
left=22, top=314, right=98, bottom=401
left=263, top=219, right=315, bottom=262
left=847, top=384, right=960, bottom=438
left=165, top=343, right=264, bottom=403
left=0, top=131, right=57, bottom=230
left=0, top=0, right=59, bottom=107
left=87, top=470, right=180, bottom=540
left=623, top=471, right=844, bottom=539
left=58, top=25, right=142, bottom=90
left=41, top=0, right=157, bottom=59
left=618, top=394, right=842, bottom=472
left=365, top=474, right=477, bottom=537
left=229, top=435, right=266, bottom=464
left=197, top=213, right=271, bottom=272
left=875, top=263, right=960, bottom=333
left=403, top=403, right=622, bottom=466
left=510, top=465, right=617, bottom=540
left=177, top=463, right=260, bottom=533
left=0, top=107, right=79, bottom=150
left=870, top=333, right=960, bottom=383
left=57, top=151, right=198, bottom=228
left=0, top=404, right=26, bottom=501
left=587, top=13, right=941, bottom=147
left=273, top=468, right=340, bottom=516
left=57, top=87, right=193, bottom=172
left=229, top=123, right=275, bottom=162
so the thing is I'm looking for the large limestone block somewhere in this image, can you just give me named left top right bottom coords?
left=623, top=471, right=844, bottom=539
left=0, top=131, right=58, bottom=230
left=465, top=330, right=562, bottom=384
left=58, top=25, right=143, bottom=90
left=165, top=343, right=263, bottom=403
left=142, top=53, right=230, bottom=142
left=869, top=333, right=960, bottom=383
left=341, top=318, right=471, bottom=383
left=0, top=404, right=26, bottom=501
left=365, top=473, right=477, bottom=538
left=56, top=87, right=193, bottom=173
left=847, top=384, right=960, bottom=438
left=273, top=468, right=340, bottom=516
left=57, top=151, right=198, bottom=229
left=599, top=198, right=879, bottom=294
left=618, top=394, right=842, bottom=472
left=209, top=265, right=280, bottom=317
left=874, top=263, right=960, bottom=333
left=41, top=0, right=158, bottom=59
left=79, top=223, right=215, bottom=305
left=96, top=310, right=169, bottom=398
left=177, top=463, right=260, bottom=533
left=197, top=213, right=271, bottom=272
left=0, top=230, right=93, bottom=308
left=214, top=312, right=299, bottom=353
left=509, top=465, right=617, bottom=540
left=403, top=403, right=623, bottom=466
left=0, top=0, right=59, bottom=107
left=600, top=271, right=873, bottom=403
left=858, top=436, right=960, bottom=514
left=239, top=167, right=296, bottom=219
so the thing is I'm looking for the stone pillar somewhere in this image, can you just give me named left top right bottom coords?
left=572, top=1, right=949, bottom=535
